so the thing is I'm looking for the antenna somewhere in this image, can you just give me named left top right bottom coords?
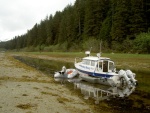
left=90, top=47, right=92, bottom=53
left=100, top=40, right=102, bottom=54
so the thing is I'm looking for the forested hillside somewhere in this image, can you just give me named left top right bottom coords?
left=1, top=0, right=150, bottom=53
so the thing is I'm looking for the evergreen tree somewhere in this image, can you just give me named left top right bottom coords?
left=111, top=0, right=130, bottom=42
left=143, top=0, right=150, bottom=30
left=145, top=0, right=150, bottom=30
left=99, top=15, right=112, bottom=48
left=129, top=0, right=147, bottom=38
left=58, top=5, right=75, bottom=48
left=84, top=0, right=97, bottom=38
left=32, top=24, right=38, bottom=46
left=46, top=15, right=53, bottom=45
left=37, top=20, right=47, bottom=45
left=74, top=0, right=86, bottom=42
left=84, top=0, right=109, bottom=39
left=51, top=11, right=62, bottom=44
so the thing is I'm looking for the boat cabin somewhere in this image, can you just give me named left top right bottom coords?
left=82, top=56, right=115, bottom=73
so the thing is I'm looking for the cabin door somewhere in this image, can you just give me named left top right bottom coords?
left=103, top=61, right=108, bottom=72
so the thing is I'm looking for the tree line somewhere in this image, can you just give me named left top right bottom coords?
left=1, top=0, right=150, bottom=53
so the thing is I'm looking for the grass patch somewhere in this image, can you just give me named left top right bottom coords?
left=16, top=103, right=37, bottom=109
left=33, top=87, right=39, bottom=90
left=24, top=52, right=84, bottom=58
left=22, top=75, right=31, bottom=78
left=0, top=76, right=51, bottom=84
left=43, top=86, right=52, bottom=90
left=22, top=94, right=28, bottom=96
left=57, top=97, right=71, bottom=103
left=41, top=91, right=58, bottom=96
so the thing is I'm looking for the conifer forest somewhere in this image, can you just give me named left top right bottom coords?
left=0, top=0, right=150, bottom=53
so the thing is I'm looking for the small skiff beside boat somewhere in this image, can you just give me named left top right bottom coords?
left=54, top=66, right=78, bottom=79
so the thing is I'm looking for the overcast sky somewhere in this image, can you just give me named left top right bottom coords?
left=0, top=0, right=76, bottom=41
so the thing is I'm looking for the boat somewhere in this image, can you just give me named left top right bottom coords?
left=74, top=51, right=137, bottom=88
left=54, top=66, right=78, bottom=79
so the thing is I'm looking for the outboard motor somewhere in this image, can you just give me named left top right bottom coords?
left=126, top=70, right=137, bottom=86
left=60, top=66, right=66, bottom=74
left=118, top=70, right=131, bottom=87
left=54, top=66, right=67, bottom=78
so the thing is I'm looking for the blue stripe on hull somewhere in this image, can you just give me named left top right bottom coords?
left=77, top=68, right=113, bottom=78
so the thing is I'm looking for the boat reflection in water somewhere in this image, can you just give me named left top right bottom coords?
left=74, top=82, right=135, bottom=104
left=54, top=78, right=135, bottom=104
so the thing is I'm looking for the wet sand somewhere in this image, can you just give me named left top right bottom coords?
left=0, top=52, right=91, bottom=113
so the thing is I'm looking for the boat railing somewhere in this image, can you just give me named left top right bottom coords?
left=75, top=57, right=82, bottom=64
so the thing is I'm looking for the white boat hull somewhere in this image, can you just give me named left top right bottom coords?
left=77, top=69, right=137, bottom=88
left=79, top=73, right=119, bottom=87
left=66, top=69, right=78, bottom=78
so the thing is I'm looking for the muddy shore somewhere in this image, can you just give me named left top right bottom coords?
left=0, top=52, right=93, bottom=113
left=1, top=52, right=150, bottom=113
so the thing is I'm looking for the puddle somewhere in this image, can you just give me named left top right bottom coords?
left=14, top=56, right=73, bottom=76
left=14, top=56, right=150, bottom=112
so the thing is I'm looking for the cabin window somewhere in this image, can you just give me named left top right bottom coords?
left=91, top=61, right=95, bottom=66
left=96, top=61, right=102, bottom=71
left=109, top=61, right=114, bottom=71
left=86, top=60, right=90, bottom=65
left=82, top=59, right=90, bottom=65
left=82, top=59, right=86, bottom=64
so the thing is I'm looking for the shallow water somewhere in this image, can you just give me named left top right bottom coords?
left=14, top=56, right=150, bottom=113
